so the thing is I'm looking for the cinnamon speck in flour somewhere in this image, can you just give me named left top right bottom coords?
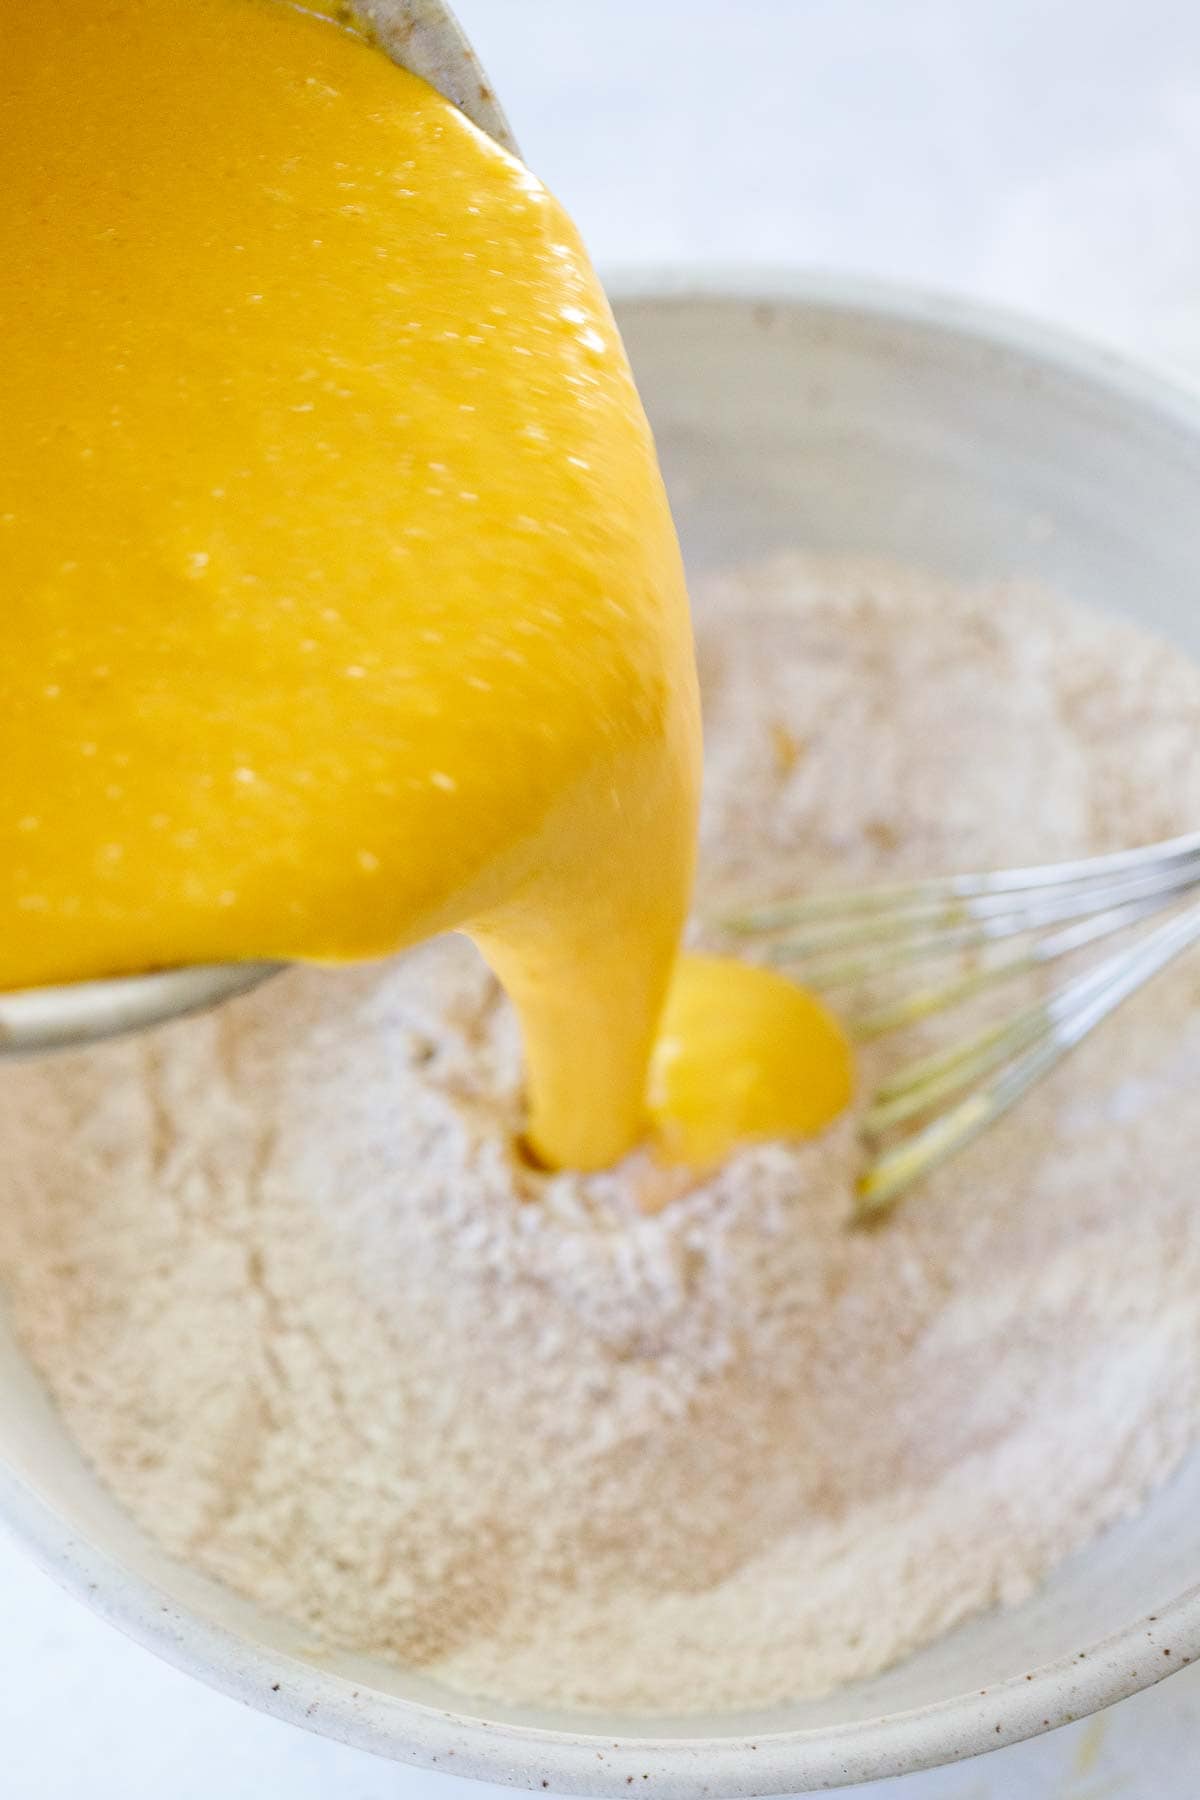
left=5, top=555, right=1200, bottom=1714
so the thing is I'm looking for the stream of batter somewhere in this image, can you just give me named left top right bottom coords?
left=0, top=0, right=850, bottom=1171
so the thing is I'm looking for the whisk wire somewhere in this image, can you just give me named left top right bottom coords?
left=849, top=897, right=1167, bottom=1038
left=858, top=895, right=1200, bottom=1212
left=722, top=828, right=1200, bottom=933
left=760, top=853, right=1200, bottom=976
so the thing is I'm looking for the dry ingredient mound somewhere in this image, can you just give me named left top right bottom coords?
left=6, top=556, right=1200, bottom=1715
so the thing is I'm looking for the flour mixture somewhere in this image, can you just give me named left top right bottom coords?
left=5, top=557, right=1200, bottom=1714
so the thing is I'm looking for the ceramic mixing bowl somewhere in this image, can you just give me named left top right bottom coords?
left=4, top=276, right=1200, bottom=1793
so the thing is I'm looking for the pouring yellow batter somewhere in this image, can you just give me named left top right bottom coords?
left=0, top=0, right=850, bottom=1172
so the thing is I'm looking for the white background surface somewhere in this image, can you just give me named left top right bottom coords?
left=6, top=2, right=1200, bottom=1794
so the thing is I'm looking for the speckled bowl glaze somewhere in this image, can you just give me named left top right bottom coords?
left=5, top=277, right=1200, bottom=1794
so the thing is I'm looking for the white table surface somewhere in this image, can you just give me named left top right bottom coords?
left=7, top=2, right=1200, bottom=1794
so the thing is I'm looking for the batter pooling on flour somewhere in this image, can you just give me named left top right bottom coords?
left=0, top=0, right=851, bottom=1172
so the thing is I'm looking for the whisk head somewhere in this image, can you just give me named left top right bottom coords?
left=718, top=831, right=1200, bottom=1214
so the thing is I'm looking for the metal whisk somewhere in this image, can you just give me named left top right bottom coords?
left=720, top=831, right=1200, bottom=1214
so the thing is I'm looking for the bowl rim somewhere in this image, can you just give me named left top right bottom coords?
left=5, top=269, right=1200, bottom=1796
